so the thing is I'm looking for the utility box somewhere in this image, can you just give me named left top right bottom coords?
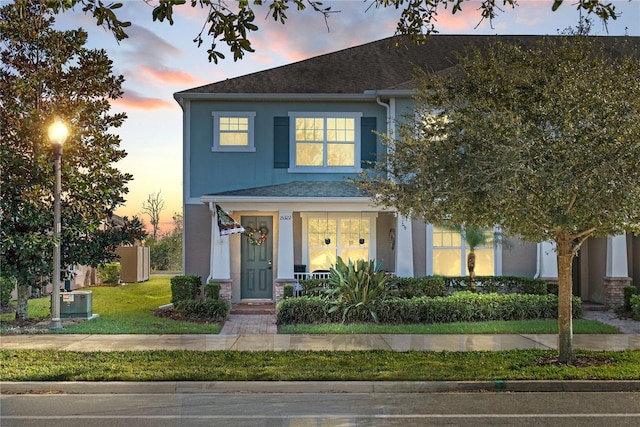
left=60, top=291, right=93, bottom=319
left=117, top=245, right=150, bottom=283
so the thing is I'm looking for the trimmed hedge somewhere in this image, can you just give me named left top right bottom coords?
left=389, top=276, right=446, bottom=298
left=205, top=282, right=221, bottom=300
left=276, top=292, right=583, bottom=325
left=624, top=286, right=638, bottom=311
left=170, top=275, right=202, bottom=303
left=630, top=295, right=640, bottom=320
left=444, top=276, right=547, bottom=295
left=173, top=299, right=230, bottom=321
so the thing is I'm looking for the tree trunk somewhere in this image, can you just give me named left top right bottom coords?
left=15, top=282, right=29, bottom=320
left=467, top=251, right=476, bottom=292
left=556, top=234, right=575, bottom=364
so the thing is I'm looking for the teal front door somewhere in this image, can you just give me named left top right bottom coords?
left=241, top=216, right=273, bottom=299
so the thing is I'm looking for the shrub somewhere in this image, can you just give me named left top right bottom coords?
left=623, top=286, right=638, bottom=312
left=546, top=282, right=559, bottom=296
left=205, top=282, right=221, bottom=300
left=443, top=276, right=547, bottom=295
left=325, top=257, right=391, bottom=322
left=174, top=299, right=230, bottom=322
left=283, top=285, right=293, bottom=298
left=298, top=278, right=329, bottom=296
left=389, top=276, right=446, bottom=298
left=97, top=263, right=121, bottom=284
left=276, top=292, right=582, bottom=325
left=630, top=295, right=640, bottom=320
left=0, top=276, right=16, bottom=309
left=170, top=275, right=202, bottom=303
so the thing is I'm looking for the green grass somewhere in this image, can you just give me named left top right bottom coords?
left=278, top=319, right=620, bottom=334
left=0, top=276, right=221, bottom=334
left=1, top=349, right=639, bottom=381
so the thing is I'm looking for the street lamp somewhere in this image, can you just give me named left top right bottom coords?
left=48, top=118, right=68, bottom=330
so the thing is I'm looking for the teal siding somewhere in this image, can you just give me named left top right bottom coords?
left=360, top=117, right=377, bottom=168
left=273, top=116, right=289, bottom=168
left=187, top=100, right=392, bottom=198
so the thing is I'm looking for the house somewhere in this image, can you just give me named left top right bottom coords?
left=174, top=35, right=639, bottom=307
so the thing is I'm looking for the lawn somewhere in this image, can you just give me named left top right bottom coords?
left=1, top=349, right=639, bottom=381
left=278, top=319, right=620, bottom=334
left=0, top=276, right=221, bottom=334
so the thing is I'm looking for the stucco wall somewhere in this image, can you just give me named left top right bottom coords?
left=501, top=238, right=537, bottom=277
left=184, top=204, right=211, bottom=282
left=376, top=212, right=396, bottom=273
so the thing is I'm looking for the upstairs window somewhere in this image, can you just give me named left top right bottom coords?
left=212, top=112, right=256, bottom=152
left=289, top=113, right=362, bottom=172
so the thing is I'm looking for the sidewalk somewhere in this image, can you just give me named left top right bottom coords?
left=2, top=331, right=638, bottom=352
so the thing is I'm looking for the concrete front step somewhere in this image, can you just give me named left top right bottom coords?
left=230, top=302, right=276, bottom=315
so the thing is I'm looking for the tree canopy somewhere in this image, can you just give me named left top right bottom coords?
left=0, top=2, right=146, bottom=319
left=357, top=36, right=640, bottom=362
left=36, top=0, right=626, bottom=62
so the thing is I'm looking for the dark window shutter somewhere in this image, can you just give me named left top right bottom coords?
left=274, top=116, right=289, bottom=168
left=360, top=117, right=377, bottom=168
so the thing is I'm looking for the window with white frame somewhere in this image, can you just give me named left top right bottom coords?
left=302, top=213, right=375, bottom=272
left=212, top=112, right=256, bottom=152
left=431, top=225, right=496, bottom=276
left=289, top=113, right=361, bottom=172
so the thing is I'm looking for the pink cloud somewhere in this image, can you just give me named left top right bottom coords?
left=111, top=89, right=176, bottom=111
left=137, top=65, right=208, bottom=86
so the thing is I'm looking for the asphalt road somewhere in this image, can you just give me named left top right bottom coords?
left=2, top=391, right=640, bottom=426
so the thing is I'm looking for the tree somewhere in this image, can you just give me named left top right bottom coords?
left=36, top=0, right=623, bottom=63
left=357, top=36, right=640, bottom=363
left=0, top=2, right=146, bottom=320
left=149, top=212, right=183, bottom=272
left=142, top=190, right=165, bottom=241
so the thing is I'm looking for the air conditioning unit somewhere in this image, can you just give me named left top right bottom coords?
left=60, top=291, right=93, bottom=319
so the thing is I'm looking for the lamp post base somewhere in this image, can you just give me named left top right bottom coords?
left=49, top=319, right=62, bottom=330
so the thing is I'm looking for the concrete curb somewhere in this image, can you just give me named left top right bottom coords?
left=3, top=380, right=640, bottom=394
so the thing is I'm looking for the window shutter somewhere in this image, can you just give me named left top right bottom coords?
left=273, top=116, right=289, bottom=168
left=360, top=117, right=377, bottom=168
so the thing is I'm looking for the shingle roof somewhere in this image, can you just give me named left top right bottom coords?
left=205, top=181, right=366, bottom=198
left=175, top=35, right=637, bottom=96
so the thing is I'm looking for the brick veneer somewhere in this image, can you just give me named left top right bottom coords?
left=603, top=276, right=632, bottom=309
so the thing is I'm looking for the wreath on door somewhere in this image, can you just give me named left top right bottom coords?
left=244, top=226, right=268, bottom=246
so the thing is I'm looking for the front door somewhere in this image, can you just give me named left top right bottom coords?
left=241, top=216, right=273, bottom=299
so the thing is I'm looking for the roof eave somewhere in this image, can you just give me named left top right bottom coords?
left=173, top=90, right=416, bottom=102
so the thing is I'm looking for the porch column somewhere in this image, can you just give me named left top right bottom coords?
left=604, top=233, right=631, bottom=308
left=208, top=203, right=232, bottom=300
left=277, top=210, right=295, bottom=280
left=537, top=240, right=558, bottom=282
left=276, top=210, right=295, bottom=302
left=395, top=214, right=414, bottom=277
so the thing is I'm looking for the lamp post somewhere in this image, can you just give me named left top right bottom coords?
left=48, top=118, right=68, bottom=330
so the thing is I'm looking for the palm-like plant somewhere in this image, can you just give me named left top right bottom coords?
left=325, top=257, right=390, bottom=322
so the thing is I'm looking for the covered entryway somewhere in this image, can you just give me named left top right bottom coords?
left=241, top=216, right=273, bottom=299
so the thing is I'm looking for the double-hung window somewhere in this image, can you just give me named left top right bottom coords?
left=429, top=225, right=498, bottom=276
left=289, top=113, right=362, bottom=172
left=212, top=112, right=256, bottom=152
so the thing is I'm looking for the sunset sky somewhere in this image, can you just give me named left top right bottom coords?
left=51, top=0, right=640, bottom=235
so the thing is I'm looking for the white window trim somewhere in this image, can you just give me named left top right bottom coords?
left=288, top=112, right=362, bottom=173
left=211, top=111, right=256, bottom=152
left=300, top=212, right=377, bottom=268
